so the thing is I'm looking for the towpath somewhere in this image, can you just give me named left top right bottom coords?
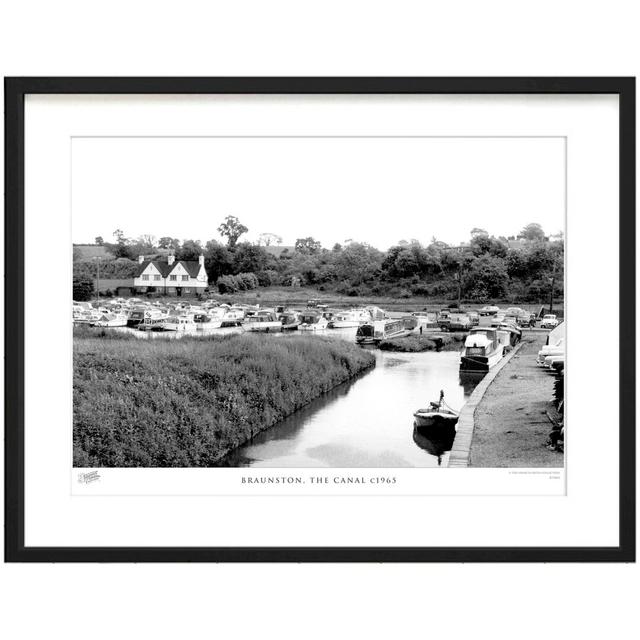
left=469, top=332, right=564, bottom=467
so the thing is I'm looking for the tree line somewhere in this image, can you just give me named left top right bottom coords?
left=74, top=217, right=564, bottom=303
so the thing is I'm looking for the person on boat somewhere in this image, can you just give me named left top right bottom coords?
left=419, top=326, right=423, bottom=335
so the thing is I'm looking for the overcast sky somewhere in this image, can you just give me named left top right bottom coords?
left=72, top=136, right=565, bottom=250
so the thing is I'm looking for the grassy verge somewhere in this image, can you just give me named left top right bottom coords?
left=379, top=333, right=467, bottom=352
left=74, top=329, right=375, bottom=467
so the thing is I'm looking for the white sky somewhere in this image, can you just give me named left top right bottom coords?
left=72, top=136, right=565, bottom=250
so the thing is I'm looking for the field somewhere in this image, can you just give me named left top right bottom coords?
left=73, top=329, right=376, bottom=467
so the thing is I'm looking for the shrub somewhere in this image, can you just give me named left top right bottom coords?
left=73, top=277, right=94, bottom=301
left=73, top=332, right=376, bottom=467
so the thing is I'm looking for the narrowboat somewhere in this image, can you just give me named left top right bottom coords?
left=355, top=318, right=412, bottom=344
left=460, top=327, right=504, bottom=372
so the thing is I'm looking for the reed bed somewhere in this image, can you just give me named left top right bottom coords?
left=73, top=329, right=375, bottom=467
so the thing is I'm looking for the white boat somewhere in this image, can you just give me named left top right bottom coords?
left=355, top=319, right=411, bottom=344
left=460, top=327, right=504, bottom=372
left=93, top=313, right=128, bottom=327
left=328, top=309, right=371, bottom=328
left=298, top=311, right=329, bottom=331
left=413, top=391, right=459, bottom=428
left=157, top=315, right=196, bottom=332
left=192, top=311, right=223, bottom=329
left=279, top=311, right=301, bottom=331
left=243, top=311, right=282, bottom=332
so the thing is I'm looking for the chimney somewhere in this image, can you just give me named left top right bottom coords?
left=138, top=255, right=144, bottom=264
left=168, top=253, right=175, bottom=266
left=198, top=254, right=205, bottom=266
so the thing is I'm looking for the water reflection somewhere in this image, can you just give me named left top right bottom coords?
left=412, top=423, right=457, bottom=467
left=459, top=371, right=486, bottom=397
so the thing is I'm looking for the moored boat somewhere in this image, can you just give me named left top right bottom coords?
left=355, top=318, right=411, bottom=344
left=280, top=312, right=301, bottom=330
left=413, top=391, right=459, bottom=428
left=243, top=311, right=282, bottom=332
left=93, top=313, right=128, bottom=327
left=327, top=309, right=370, bottom=328
left=157, top=315, right=196, bottom=332
left=298, top=311, right=328, bottom=331
left=460, top=327, right=504, bottom=372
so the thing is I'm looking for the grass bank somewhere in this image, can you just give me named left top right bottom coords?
left=74, top=329, right=375, bottom=467
left=379, top=333, right=467, bottom=353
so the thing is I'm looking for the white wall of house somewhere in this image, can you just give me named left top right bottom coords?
left=134, top=260, right=208, bottom=292
left=133, top=262, right=163, bottom=288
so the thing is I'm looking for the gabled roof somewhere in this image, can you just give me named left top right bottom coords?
left=135, top=260, right=203, bottom=278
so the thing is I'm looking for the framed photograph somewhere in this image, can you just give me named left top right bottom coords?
left=4, top=77, right=635, bottom=562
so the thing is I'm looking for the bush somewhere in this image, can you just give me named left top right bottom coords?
left=73, top=277, right=94, bottom=301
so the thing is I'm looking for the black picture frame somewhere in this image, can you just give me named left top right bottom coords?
left=4, top=77, right=635, bottom=563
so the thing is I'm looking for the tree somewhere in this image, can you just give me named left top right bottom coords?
left=294, top=237, right=322, bottom=254
left=257, top=232, right=283, bottom=246
left=470, top=234, right=508, bottom=258
left=204, top=240, right=234, bottom=283
left=470, top=227, right=488, bottom=238
left=463, top=255, right=509, bottom=301
left=158, top=236, right=181, bottom=251
left=217, top=215, right=248, bottom=248
left=177, top=239, right=203, bottom=261
left=518, top=222, right=546, bottom=242
left=138, top=234, right=157, bottom=250
left=232, top=242, right=273, bottom=274
left=73, top=276, right=94, bottom=301
left=94, top=236, right=104, bottom=245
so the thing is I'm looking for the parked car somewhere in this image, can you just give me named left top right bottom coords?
left=540, top=314, right=560, bottom=329
left=441, top=312, right=472, bottom=331
left=479, top=305, right=500, bottom=316
left=490, top=313, right=506, bottom=327
left=467, top=311, right=480, bottom=326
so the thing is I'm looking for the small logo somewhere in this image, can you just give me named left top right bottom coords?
left=78, top=470, right=101, bottom=484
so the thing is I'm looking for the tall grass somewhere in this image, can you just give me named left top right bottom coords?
left=74, top=331, right=375, bottom=467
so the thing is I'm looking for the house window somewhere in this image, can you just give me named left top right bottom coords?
left=153, top=274, right=161, bottom=281
left=169, top=275, right=177, bottom=281
left=142, top=274, right=149, bottom=281
left=182, top=275, right=189, bottom=281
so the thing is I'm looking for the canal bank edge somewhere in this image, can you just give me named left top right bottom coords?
left=446, top=342, right=525, bottom=468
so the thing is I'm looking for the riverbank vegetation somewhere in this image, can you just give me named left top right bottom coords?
left=75, top=220, right=564, bottom=305
left=379, top=333, right=467, bottom=353
left=73, top=330, right=376, bottom=467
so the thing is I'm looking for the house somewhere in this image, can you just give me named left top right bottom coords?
left=133, top=254, right=209, bottom=296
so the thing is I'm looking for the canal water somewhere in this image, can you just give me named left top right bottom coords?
left=217, top=328, right=484, bottom=468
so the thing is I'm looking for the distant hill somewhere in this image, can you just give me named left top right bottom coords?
left=73, top=244, right=111, bottom=259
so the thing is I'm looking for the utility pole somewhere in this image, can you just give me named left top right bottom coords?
left=94, top=256, right=101, bottom=301
left=548, top=257, right=556, bottom=313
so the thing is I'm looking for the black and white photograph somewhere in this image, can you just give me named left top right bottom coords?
left=72, top=135, right=566, bottom=470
